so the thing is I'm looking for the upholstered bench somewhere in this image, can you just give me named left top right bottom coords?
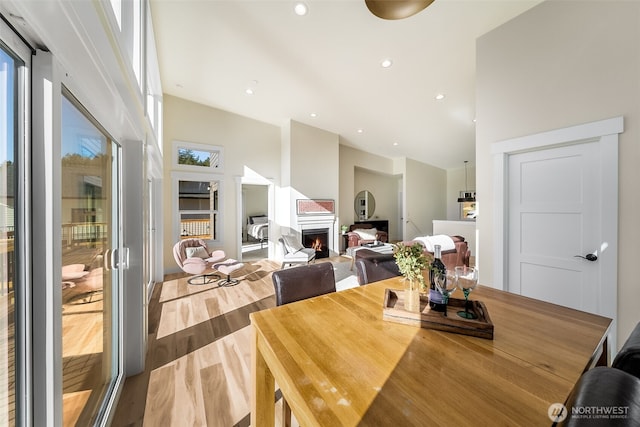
left=214, top=259, right=244, bottom=287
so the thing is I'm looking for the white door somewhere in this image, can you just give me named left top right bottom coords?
left=508, top=142, right=601, bottom=312
left=493, top=117, right=621, bottom=357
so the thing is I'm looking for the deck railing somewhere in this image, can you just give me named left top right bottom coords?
left=180, top=218, right=212, bottom=239
left=62, top=223, right=108, bottom=247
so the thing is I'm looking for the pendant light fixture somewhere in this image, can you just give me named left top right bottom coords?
left=457, top=161, right=476, bottom=203
left=365, top=0, right=435, bottom=20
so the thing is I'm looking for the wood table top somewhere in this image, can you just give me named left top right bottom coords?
left=250, top=277, right=611, bottom=426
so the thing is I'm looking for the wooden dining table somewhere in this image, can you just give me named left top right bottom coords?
left=250, top=276, right=611, bottom=426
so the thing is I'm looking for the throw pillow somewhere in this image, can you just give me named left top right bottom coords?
left=186, top=246, right=209, bottom=259
left=353, top=228, right=377, bottom=241
left=252, top=216, right=268, bottom=224
left=282, top=235, right=304, bottom=253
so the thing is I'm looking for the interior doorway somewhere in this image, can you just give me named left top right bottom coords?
left=241, top=184, right=269, bottom=261
left=237, top=167, right=274, bottom=262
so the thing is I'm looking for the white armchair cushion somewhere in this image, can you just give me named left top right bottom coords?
left=284, top=247, right=316, bottom=262
left=352, top=228, right=377, bottom=240
left=186, top=246, right=209, bottom=259
left=413, top=235, right=455, bottom=252
left=282, top=235, right=304, bottom=254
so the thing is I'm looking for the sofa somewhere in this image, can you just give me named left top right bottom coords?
left=346, top=224, right=388, bottom=248
left=406, top=235, right=470, bottom=271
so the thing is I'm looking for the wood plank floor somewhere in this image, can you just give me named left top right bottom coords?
left=112, top=257, right=348, bottom=426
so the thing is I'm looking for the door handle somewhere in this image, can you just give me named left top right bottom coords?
left=574, top=253, right=598, bottom=261
left=110, top=247, right=130, bottom=270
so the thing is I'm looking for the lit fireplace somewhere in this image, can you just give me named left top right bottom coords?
left=302, top=228, right=330, bottom=259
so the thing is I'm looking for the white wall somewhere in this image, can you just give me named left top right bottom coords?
left=282, top=120, right=340, bottom=253
left=476, top=0, right=640, bottom=347
left=338, top=144, right=396, bottom=239
left=339, top=145, right=449, bottom=242
left=403, top=158, right=447, bottom=239
left=163, top=95, right=281, bottom=271
left=354, top=167, right=401, bottom=241
left=288, top=120, right=339, bottom=202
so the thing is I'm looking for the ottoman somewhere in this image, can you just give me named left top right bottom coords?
left=213, top=259, right=245, bottom=287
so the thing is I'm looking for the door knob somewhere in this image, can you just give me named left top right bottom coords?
left=574, top=253, right=598, bottom=261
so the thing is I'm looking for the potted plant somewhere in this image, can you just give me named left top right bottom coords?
left=340, top=224, right=349, bottom=234
left=393, top=242, right=431, bottom=312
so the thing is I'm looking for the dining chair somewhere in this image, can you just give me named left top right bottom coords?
left=558, top=366, right=640, bottom=426
left=271, top=261, right=336, bottom=306
left=270, top=261, right=337, bottom=426
left=612, top=321, right=640, bottom=379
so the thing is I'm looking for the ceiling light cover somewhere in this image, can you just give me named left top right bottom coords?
left=294, top=2, right=308, bottom=16
left=381, top=59, right=393, bottom=68
left=365, top=0, right=435, bottom=20
left=435, top=93, right=445, bottom=100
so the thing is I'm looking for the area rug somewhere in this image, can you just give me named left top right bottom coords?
left=331, top=261, right=359, bottom=291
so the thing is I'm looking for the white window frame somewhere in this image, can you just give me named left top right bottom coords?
left=172, top=140, right=224, bottom=173
left=171, top=171, right=223, bottom=243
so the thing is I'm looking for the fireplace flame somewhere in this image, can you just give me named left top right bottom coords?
left=312, top=237, right=322, bottom=251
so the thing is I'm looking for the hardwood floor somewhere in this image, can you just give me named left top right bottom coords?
left=113, top=257, right=348, bottom=426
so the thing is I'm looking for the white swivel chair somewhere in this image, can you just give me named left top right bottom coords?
left=279, top=236, right=316, bottom=269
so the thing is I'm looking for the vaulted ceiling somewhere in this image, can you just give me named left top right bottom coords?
left=150, top=0, right=541, bottom=170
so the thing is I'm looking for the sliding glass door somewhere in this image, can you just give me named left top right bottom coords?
left=61, top=92, right=122, bottom=425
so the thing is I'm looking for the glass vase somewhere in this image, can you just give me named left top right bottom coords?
left=404, top=277, right=421, bottom=313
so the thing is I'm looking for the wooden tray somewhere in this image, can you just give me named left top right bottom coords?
left=382, top=289, right=494, bottom=339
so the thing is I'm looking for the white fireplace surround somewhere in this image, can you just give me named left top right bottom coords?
left=296, top=214, right=336, bottom=255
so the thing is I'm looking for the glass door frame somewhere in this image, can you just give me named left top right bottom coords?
left=31, top=50, right=125, bottom=427
left=60, top=86, right=125, bottom=426
left=0, top=17, right=33, bottom=427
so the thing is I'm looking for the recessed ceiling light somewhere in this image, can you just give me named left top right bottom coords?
left=435, top=93, right=445, bottom=100
left=294, top=2, right=308, bottom=16
left=381, top=59, right=393, bottom=68
left=310, top=112, right=317, bottom=118
left=245, top=88, right=254, bottom=95
left=357, top=129, right=364, bottom=134
left=393, top=142, right=399, bottom=146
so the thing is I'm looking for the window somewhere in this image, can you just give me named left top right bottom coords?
left=173, top=140, right=223, bottom=172
left=173, top=173, right=222, bottom=241
left=145, top=4, right=163, bottom=144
